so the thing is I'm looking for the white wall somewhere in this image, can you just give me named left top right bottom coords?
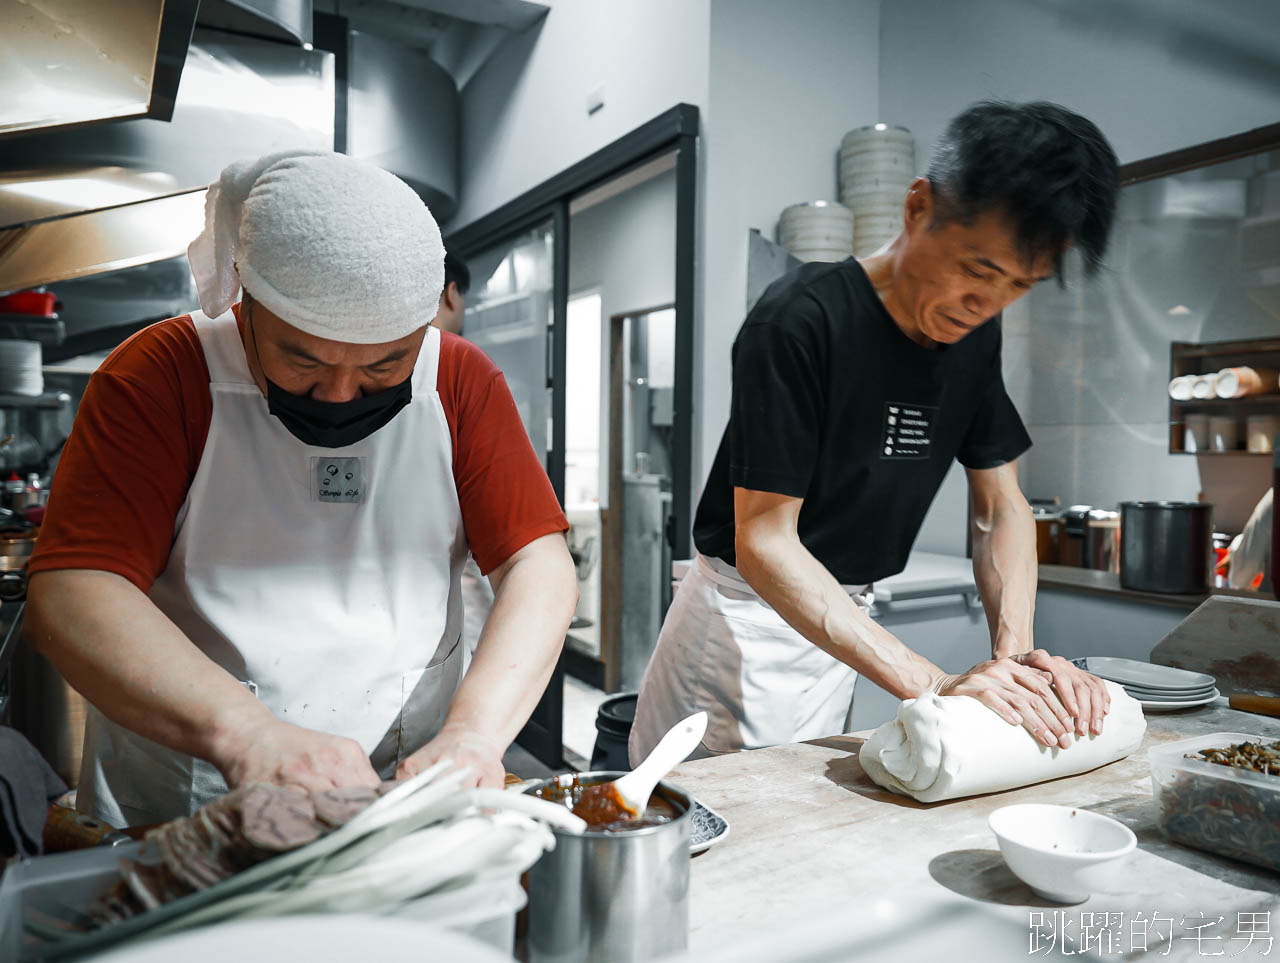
left=569, top=167, right=677, bottom=325
left=452, top=0, right=1280, bottom=554
left=450, top=0, right=711, bottom=230
left=884, top=0, right=1280, bottom=555
left=453, top=0, right=882, bottom=534
left=698, top=0, right=882, bottom=498
left=568, top=165, right=678, bottom=505
left=879, top=0, right=1280, bottom=175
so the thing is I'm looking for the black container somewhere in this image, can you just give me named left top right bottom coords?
left=1119, top=501, right=1214, bottom=594
left=1060, top=505, right=1092, bottom=567
left=590, top=692, right=637, bottom=771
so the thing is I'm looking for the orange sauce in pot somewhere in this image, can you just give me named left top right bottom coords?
left=533, top=775, right=678, bottom=832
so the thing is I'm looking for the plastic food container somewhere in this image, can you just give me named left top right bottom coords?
left=1148, top=731, right=1280, bottom=873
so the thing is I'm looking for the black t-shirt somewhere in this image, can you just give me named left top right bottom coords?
left=693, top=257, right=1031, bottom=586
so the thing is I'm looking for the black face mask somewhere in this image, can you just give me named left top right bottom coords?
left=248, top=301, right=413, bottom=448
left=265, top=374, right=412, bottom=448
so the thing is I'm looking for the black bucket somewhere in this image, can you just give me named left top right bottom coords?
left=1119, top=500, right=1214, bottom=594
left=590, top=692, right=638, bottom=771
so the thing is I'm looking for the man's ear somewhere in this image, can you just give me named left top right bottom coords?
left=902, top=176, right=936, bottom=234
left=441, top=282, right=460, bottom=312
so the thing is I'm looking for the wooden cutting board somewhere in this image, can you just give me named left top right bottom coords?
left=1150, top=595, right=1280, bottom=697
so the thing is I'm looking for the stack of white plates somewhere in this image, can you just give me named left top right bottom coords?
left=1073, top=657, right=1219, bottom=711
left=777, top=201, right=853, bottom=263
left=0, top=340, right=43, bottom=396
left=839, top=125, right=914, bottom=257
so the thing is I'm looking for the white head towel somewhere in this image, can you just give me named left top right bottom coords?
left=188, top=150, right=445, bottom=344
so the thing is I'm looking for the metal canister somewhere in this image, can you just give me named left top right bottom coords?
left=524, top=772, right=692, bottom=963
left=1084, top=509, right=1121, bottom=573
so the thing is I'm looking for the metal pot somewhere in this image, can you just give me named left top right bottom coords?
left=523, top=771, right=691, bottom=963
left=1119, top=501, right=1214, bottom=594
left=1084, top=509, right=1120, bottom=573
left=0, top=531, right=36, bottom=571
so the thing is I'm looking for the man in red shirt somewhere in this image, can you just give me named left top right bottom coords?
left=24, top=150, right=576, bottom=827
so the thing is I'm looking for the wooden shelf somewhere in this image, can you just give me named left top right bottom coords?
left=1167, top=449, right=1274, bottom=456
left=1170, top=396, right=1280, bottom=407
left=1168, top=337, right=1280, bottom=454
left=1171, top=337, right=1280, bottom=360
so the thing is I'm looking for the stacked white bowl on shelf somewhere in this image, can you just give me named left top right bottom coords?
left=776, top=200, right=854, bottom=263
left=0, top=340, right=43, bottom=396
left=839, top=124, right=915, bottom=257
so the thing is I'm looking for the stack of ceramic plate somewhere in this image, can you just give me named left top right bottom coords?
left=777, top=201, right=854, bottom=263
left=839, top=124, right=914, bottom=257
left=0, top=340, right=43, bottom=396
left=1073, top=657, right=1219, bottom=711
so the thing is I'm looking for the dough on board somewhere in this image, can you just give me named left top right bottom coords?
left=858, top=680, right=1145, bottom=803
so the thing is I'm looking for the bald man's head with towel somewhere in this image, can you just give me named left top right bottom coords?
left=188, top=150, right=445, bottom=345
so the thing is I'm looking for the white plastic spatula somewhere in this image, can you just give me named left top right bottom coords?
left=611, top=710, right=707, bottom=814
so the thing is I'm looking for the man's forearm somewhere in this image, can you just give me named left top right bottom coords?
left=442, top=535, right=576, bottom=748
left=24, top=570, right=271, bottom=769
left=971, top=492, right=1037, bottom=659
left=736, top=530, right=947, bottom=700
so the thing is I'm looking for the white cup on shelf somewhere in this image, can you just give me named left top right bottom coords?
left=1246, top=414, right=1280, bottom=453
left=1168, top=375, right=1195, bottom=401
left=1208, top=415, right=1239, bottom=451
left=1183, top=413, right=1210, bottom=452
left=1191, top=374, right=1219, bottom=399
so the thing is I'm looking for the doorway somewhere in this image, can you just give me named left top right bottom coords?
left=445, top=105, right=698, bottom=768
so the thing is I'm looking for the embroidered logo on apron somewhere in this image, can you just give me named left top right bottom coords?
left=880, top=402, right=938, bottom=459
left=312, top=456, right=366, bottom=503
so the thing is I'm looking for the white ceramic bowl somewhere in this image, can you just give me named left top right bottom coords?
left=988, top=803, right=1136, bottom=903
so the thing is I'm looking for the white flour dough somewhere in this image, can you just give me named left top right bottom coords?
left=858, top=680, right=1145, bottom=803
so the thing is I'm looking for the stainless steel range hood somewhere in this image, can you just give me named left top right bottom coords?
left=0, top=190, right=208, bottom=294
left=0, top=29, right=335, bottom=297
left=0, top=0, right=200, bottom=139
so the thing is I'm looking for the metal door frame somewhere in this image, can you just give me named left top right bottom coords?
left=446, top=104, right=700, bottom=763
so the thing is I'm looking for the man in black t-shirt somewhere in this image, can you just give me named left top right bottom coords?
left=632, top=102, right=1121, bottom=763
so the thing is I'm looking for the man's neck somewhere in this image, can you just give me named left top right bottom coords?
left=857, top=243, right=939, bottom=349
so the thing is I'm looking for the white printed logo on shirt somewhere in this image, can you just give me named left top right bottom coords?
left=880, top=402, right=938, bottom=460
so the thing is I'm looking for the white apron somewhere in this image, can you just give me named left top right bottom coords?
left=79, top=311, right=467, bottom=827
left=629, top=554, right=873, bottom=765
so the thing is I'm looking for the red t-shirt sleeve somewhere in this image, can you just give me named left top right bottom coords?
left=31, top=320, right=564, bottom=587
left=438, top=332, right=568, bottom=574
left=28, top=316, right=211, bottom=591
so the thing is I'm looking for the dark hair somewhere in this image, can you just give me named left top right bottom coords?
left=926, top=101, right=1119, bottom=279
left=443, top=251, right=471, bottom=295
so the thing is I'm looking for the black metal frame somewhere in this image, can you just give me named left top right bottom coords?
left=444, top=104, right=700, bottom=764
left=447, top=102, right=699, bottom=557
left=149, top=0, right=202, bottom=123
left=1119, top=120, right=1280, bottom=185
left=311, top=12, right=351, bottom=154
